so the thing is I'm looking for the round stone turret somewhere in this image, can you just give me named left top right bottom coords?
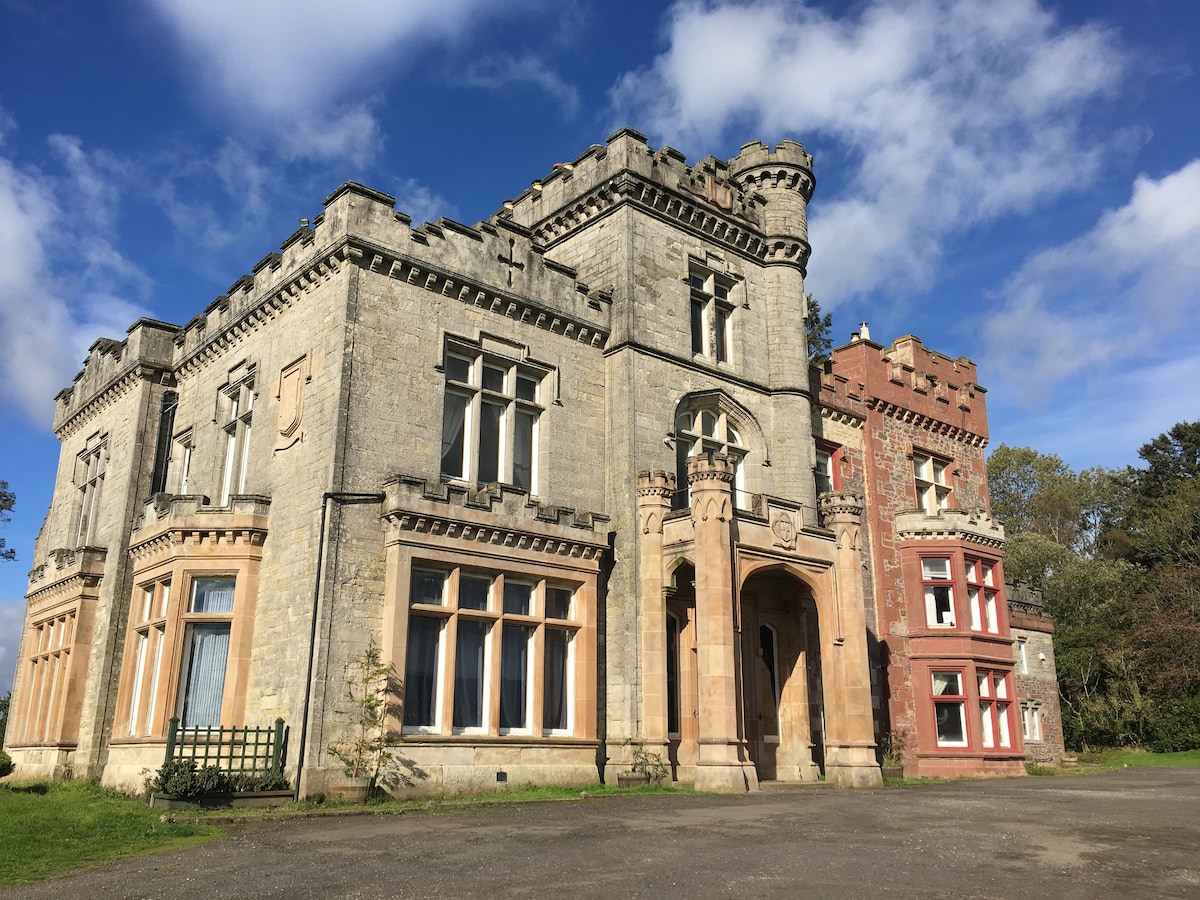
left=727, top=140, right=815, bottom=259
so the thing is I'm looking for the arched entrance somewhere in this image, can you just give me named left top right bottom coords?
left=739, top=567, right=824, bottom=782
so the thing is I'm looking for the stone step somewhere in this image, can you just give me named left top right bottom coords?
left=756, top=779, right=836, bottom=792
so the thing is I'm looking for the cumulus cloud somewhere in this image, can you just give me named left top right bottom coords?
left=609, top=0, right=1128, bottom=304
left=143, top=0, right=495, bottom=163
left=0, top=599, right=22, bottom=695
left=0, top=130, right=150, bottom=426
left=463, top=54, right=581, bottom=117
left=392, top=178, right=457, bottom=227
left=982, top=159, right=1200, bottom=405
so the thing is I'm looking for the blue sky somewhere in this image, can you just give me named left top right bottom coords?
left=1, top=0, right=1198, bottom=692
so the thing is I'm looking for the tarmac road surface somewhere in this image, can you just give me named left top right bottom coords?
left=4, top=769, right=1198, bottom=899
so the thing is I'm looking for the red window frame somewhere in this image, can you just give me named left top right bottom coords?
left=977, top=670, right=1013, bottom=750
left=965, top=558, right=1000, bottom=634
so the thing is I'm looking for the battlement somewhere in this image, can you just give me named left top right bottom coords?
left=828, top=333, right=988, bottom=443
left=728, top=139, right=816, bottom=202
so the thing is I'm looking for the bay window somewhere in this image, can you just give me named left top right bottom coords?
left=932, top=670, right=967, bottom=747
left=403, top=566, right=580, bottom=736
left=978, top=670, right=1012, bottom=749
left=922, top=557, right=956, bottom=628
left=966, top=558, right=1000, bottom=634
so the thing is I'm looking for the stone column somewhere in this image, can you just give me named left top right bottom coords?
left=818, top=492, right=883, bottom=788
left=688, top=453, right=756, bottom=792
left=636, top=470, right=674, bottom=760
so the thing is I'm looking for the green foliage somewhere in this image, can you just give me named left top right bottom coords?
left=1024, top=763, right=1057, bottom=776
left=151, top=760, right=231, bottom=798
left=626, top=739, right=669, bottom=784
left=0, top=691, right=9, bottom=745
left=805, top=295, right=833, bottom=366
left=990, top=425, right=1200, bottom=751
left=0, top=751, right=13, bottom=778
left=1146, top=696, right=1200, bottom=753
left=329, top=640, right=401, bottom=784
left=0, top=779, right=219, bottom=886
left=0, top=480, right=14, bottom=562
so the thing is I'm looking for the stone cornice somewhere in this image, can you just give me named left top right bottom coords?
left=25, top=547, right=107, bottom=611
left=895, top=508, right=1005, bottom=548
left=351, top=235, right=610, bottom=349
left=818, top=405, right=865, bottom=429
left=175, top=243, right=356, bottom=379
left=55, top=364, right=167, bottom=442
left=128, top=495, right=271, bottom=568
left=527, top=170, right=791, bottom=268
left=867, top=396, right=988, bottom=447
left=382, top=475, right=610, bottom=563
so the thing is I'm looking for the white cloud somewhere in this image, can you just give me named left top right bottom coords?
left=143, top=0, right=495, bottom=164
left=392, top=178, right=456, bottom=227
left=609, top=0, right=1127, bottom=304
left=0, top=599, right=24, bottom=695
left=0, top=132, right=150, bottom=427
left=982, top=159, right=1200, bottom=405
left=463, top=54, right=580, bottom=117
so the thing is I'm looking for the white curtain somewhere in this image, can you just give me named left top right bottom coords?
left=180, top=624, right=230, bottom=728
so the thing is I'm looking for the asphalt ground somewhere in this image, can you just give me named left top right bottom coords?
left=4, top=769, right=1198, bottom=899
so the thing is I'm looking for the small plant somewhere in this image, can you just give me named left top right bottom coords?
left=329, top=640, right=402, bottom=788
left=879, top=730, right=907, bottom=767
left=0, top=751, right=14, bottom=778
left=150, top=760, right=231, bottom=799
left=626, top=739, right=668, bottom=784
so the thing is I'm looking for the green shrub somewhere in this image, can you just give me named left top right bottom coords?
left=0, top=751, right=14, bottom=778
left=151, top=759, right=288, bottom=796
left=1147, top=696, right=1200, bottom=753
left=227, top=771, right=289, bottom=792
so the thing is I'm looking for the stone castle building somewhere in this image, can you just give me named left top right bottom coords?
left=4, top=129, right=1063, bottom=795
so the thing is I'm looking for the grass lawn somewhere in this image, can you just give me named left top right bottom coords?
left=0, top=780, right=221, bottom=886
left=1099, top=749, right=1200, bottom=768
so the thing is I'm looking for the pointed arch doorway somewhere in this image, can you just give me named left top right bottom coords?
left=739, top=567, right=825, bottom=782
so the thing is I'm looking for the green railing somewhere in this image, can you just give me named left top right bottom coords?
left=164, top=717, right=287, bottom=776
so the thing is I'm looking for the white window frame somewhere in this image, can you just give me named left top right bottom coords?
left=402, top=566, right=581, bottom=738
left=674, top=408, right=748, bottom=510
left=913, top=451, right=951, bottom=514
left=932, top=670, right=968, bottom=748
left=440, top=345, right=546, bottom=495
left=688, top=268, right=736, bottom=364
left=75, top=434, right=108, bottom=547
left=922, top=557, right=956, bottom=628
left=218, top=374, right=254, bottom=506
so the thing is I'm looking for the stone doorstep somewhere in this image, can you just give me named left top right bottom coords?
left=755, top=780, right=836, bottom=793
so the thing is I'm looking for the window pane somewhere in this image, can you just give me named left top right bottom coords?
left=190, top=577, right=235, bottom=613
left=403, top=616, right=442, bottom=728
left=459, top=575, right=491, bottom=611
left=980, top=703, right=995, bottom=748
left=546, top=587, right=572, bottom=620
left=445, top=355, right=471, bottom=383
left=701, top=411, right=718, bottom=437
left=478, top=402, right=502, bottom=484
left=482, top=365, right=506, bottom=393
left=453, top=620, right=488, bottom=729
left=998, top=703, right=1011, bottom=747
left=690, top=299, right=705, bottom=353
left=935, top=701, right=966, bottom=745
left=926, top=585, right=955, bottom=626
left=411, top=570, right=447, bottom=606
left=500, top=624, right=533, bottom=730
left=441, top=392, right=468, bottom=478
left=543, top=628, right=570, bottom=732
left=714, top=307, right=729, bottom=362
left=504, top=581, right=532, bottom=615
left=513, top=411, right=535, bottom=491
left=516, top=376, right=539, bottom=402
left=932, top=671, right=962, bottom=695
left=922, top=558, right=951, bottom=580
left=179, top=623, right=230, bottom=728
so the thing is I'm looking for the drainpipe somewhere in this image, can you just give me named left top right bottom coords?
left=294, top=490, right=385, bottom=799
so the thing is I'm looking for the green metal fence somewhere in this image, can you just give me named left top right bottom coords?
left=164, top=717, right=287, bottom=776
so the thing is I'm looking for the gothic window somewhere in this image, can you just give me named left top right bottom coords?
left=922, top=557, right=956, bottom=628
left=932, top=670, right=967, bottom=747
left=673, top=409, right=747, bottom=510
left=440, top=345, right=546, bottom=493
left=402, top=566, right=579, bottom=736
left=977, top=670, right=1012, bottom=749
left=688, top=267, right=736, bottom=363
left=149, top=392, right=178, bottom=495
left=218, top=372, right=255, bottom=506
left=75, top=434, right=107, bottom=546
left=966, top=558, right=1000, bottom=634
left=912, top=451, right=951, bottom=514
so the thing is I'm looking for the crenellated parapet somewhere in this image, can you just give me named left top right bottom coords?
left=894, top=506, right=1005, bottom=548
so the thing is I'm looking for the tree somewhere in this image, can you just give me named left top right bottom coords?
left=805, top=294, right=832, bottom=366
left=986, top=445, right=1083, bottom=549
left=0, top=480, right=14, bottom=562
left=1135, top=420, right=1200, bottom=501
